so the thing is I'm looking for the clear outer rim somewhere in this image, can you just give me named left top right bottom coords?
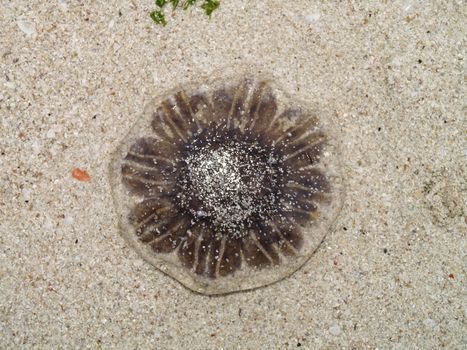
left=108, top=66, right=345, bottom=295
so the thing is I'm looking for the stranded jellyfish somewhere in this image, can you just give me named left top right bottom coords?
left=109, top=76, right=343, bottom=294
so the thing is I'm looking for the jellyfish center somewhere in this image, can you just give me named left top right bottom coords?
left=177, top=130, right=285, bottom=237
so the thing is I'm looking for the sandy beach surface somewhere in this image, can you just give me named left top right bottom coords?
left=1, top=1, right=465, bottom=348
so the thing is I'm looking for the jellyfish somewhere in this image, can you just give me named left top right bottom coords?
left=109, top=76, right=343, bottom=294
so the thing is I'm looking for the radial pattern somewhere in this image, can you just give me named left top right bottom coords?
left=111, top=77, right=341, bottom=293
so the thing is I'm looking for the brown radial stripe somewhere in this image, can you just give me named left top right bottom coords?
left=282, top=134, right=327, bottom=163
left=160, top=101, right=190, bottom=142
left=151, top=108, right=179, bottom=141
left=214, top=236, right=227, bottom=277
left=122, top=156, right=177, bottom=182
left=283, top=141, right=326, bottom=169
left=211, top=86, right=236, bottom=125
left=125, top=137, right=179, bottom=167
left=288, top=168, right=330, bottom=193
left=193, top=232, right=210, bottom=276
left=274, top=115, right=320, bottom=145
left=217, top=238, right=242, bottom=277
left=121, top=164, right=173, bottom=186
left=254, top=227, right=281, bottom=265
left=205, top=237, right=222, bottom=278
left=177, top=229, right=199, bottom=269
left=242, top=232, right=274, bottom=268
left=228, top=79, right=252, bottom=129
left=122, top=168, right=174, bottom=197
left=265, top=107, right=303, bottom=142
left=129, top=199, right=175, bottom=236
left=188, top=91, right=215, bottom=127
left=249, top=86, right=278, bottom=134
left=247, top=80, right=267, bottom=129
left=268, top=220, right=302, bottom=256
left=150, top=217, right=190, bottom=253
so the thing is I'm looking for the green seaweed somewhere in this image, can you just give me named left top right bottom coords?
left=150, top=0, right=220, bottom=25
left=201, top=0, right=219, bottom=17
left=183, top=0, right=197, bottom=10
left=149, top=10, right=167, bottom=26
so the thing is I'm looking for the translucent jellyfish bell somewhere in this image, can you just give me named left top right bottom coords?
left=109, top=75, right=344, bottom=294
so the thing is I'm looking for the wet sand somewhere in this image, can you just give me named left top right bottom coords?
left=1, top=1, right=465, bottom=348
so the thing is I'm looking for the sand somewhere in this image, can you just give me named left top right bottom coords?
left=1, top=1, right=465, bottom=348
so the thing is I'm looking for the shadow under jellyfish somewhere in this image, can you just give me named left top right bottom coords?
left=109, top=76, right=343, bottom=294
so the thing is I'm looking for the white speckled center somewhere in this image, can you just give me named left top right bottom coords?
left=180, top=139, right=282, bottom=237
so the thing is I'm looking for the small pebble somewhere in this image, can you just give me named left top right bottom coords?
left=423, top=318, right=437, bottom=328
left=47, top=129, right=56, bottom=139
left=43, top=218, right=54, bottom=230
left=17, top=20, right=36, bottom=37
left=63, top=214, right=74, bottom=225
left=22, top=188, right=31, bottom=202
left=58, top=0, right=68, bottom=12
left=31, top=140, right=41, bottom=155
left=4, top=81, right=15, bottom=89
left=329, top=323, right=342, bottom=336
left=71, top=168, right=91, bottom=182
left=304, top=13, right=321, bottom=23
left=133, top=259, right=144, bottom=268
